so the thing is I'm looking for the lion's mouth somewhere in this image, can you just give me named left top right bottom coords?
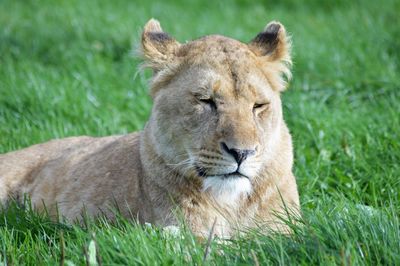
left=222, top=171, right=249, bottom=179
left=195, top=165, right=249, bottom=179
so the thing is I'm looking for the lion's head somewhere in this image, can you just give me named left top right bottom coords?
left=140, top=19, right=292, bottom=204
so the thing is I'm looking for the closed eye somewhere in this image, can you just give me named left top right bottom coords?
left=253, top=102, right=269, bottom=114
left=196, top=97, right=217, bottom=110
left=253, top=103, right=266, bottom=109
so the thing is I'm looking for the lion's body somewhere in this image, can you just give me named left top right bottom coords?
left=0, top=135, right=145, bottom=220
left=0, top=19, right=299, bottom=237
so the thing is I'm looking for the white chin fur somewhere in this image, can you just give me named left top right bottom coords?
left=202, top=176, right=252, bottom=206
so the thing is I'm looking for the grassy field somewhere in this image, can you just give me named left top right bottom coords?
left=1, top=0, right=399, bottom=264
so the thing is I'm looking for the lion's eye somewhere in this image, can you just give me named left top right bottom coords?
left=253, top=103, right=265, bottom=109
left=198, top=98, right=217, bottom=110
left=253, top=102, right=269, bottom=114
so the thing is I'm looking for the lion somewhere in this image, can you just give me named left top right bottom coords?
left=0, top=19, right=299, bottom=238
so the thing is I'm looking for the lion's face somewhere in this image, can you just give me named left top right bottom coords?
left=141, top=20, right=291, bottom=201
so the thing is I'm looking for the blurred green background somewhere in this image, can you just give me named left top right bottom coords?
left=0, top=0, right=399, bottom=264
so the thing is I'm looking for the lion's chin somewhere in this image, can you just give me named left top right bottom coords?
left=202, top=176, right=252, bottom=206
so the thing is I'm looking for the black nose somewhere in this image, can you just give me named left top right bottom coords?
left=221, top=142, right=256, bottom=165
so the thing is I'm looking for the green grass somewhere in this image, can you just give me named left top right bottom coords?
left=1, top=0, right=399, bottom=264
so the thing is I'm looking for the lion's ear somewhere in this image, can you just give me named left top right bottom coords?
left=249, top=21, right=292, bottom=91
left=249, top=21, right=291, bottom=62
left=140, top=19, right=180, bottom=71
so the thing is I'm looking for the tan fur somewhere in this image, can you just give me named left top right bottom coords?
left=0, top=19, right=299, bottom=238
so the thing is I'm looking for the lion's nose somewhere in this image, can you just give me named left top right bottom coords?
left=220, top=142, right=256, bottom=165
